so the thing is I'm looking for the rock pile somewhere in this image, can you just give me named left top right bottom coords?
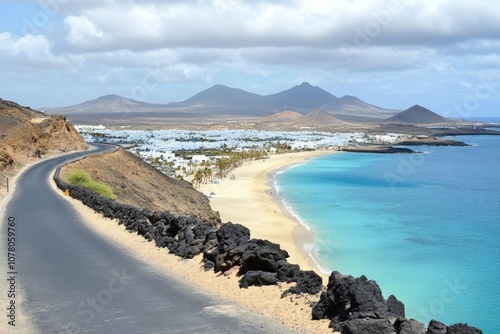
left=313, top=271, right=482, bottom=334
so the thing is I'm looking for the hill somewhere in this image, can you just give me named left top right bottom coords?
left=321, top=95, right=399, bottom=121
left=0, top=97, right=87, bottom=203
left=263, top=82, right=337, bottom=111
left=289, top=109, right=351, bottom=128
left=46, top=94, right=166, bottom=114
left=176, top=84, right=265, bottom=108
left=0, top=98, right=87, bottom=172
left=385, top=104, right=451, bottom=124
left=60, top=148, right=220, bottom=224
left=256, top=111, right=304, bottom=124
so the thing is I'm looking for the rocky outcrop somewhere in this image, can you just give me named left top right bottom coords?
left=312, top=271, right=482, bottom=334
left=339, top=145, right=416, bottom=154
left=0, top=98, right=87, bottom=171
left=394, top=138, right=469, bottom=147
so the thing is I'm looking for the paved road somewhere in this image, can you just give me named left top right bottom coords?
left=1, top=145, right=295, bottom=334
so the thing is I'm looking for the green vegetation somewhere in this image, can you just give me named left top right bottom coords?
left=68, top=169, right=117, bottom=200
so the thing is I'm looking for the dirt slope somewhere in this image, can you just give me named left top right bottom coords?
left=60, top=148, right=220, bottom=224
left=0, top=98, right=87, bottom=170
left=1, top=98, right=88, bottom=203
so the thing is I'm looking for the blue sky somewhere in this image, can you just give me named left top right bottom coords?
left=0, top=0, right=499, bottom=117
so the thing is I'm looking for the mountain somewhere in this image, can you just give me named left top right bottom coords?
left=290, top=109, right=351, bottom=128
left=45, top=83, right=403, bottom=121
left=321, top=95, right=399, bottom=121
left=176, top=84, right=265, bottom=108
left=263, top=82, right=337, bottom=111
left=170, top=82, right=337, bottom=115
left=45, top=94, right=166, bottom=114
left=385, top=105, right=451, bottom=124
left=256, top=111, right=304, bottom=124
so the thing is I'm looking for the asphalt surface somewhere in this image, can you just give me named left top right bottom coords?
left=1, top=145, right=297, bottom=334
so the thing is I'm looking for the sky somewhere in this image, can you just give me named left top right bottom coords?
left=0, top=0, right=499, bottom=118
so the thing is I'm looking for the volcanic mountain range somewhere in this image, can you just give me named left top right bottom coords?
left=45, top=82, right=405, bottom=121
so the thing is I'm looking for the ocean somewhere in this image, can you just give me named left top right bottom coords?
left=275, top=135, right=500, bottom=333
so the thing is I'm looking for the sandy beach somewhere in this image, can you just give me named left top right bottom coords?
left=198, top=150, right=335, bottom=278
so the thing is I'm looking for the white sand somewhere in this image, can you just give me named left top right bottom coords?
left=198, top=150, right=335, bottom=278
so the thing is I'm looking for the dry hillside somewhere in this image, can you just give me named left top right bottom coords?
left=0, top=98, right=87, bottom=170
left=60, top=148, right=220, bottom=225
left=0, top=98, right=88, bottom=202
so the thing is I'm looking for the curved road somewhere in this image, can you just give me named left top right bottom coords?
left=1, top=145, right=295, bottom=334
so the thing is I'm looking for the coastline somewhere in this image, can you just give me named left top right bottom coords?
left=198, top=150, right=337, bottom=280
left=51, top=168, right=333, bottom=333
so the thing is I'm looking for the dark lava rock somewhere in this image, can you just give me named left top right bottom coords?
left=394, top=318, right=425, bottom=334
left=312, top=271, right=389, bottom=325
left=427, top=320, right=447, bottom=334
left=340, top=318, right=396, bottom=334
left=276, top=260, right=300, bottom=283
left=216, top=222, right=250, bottom=252
left=283, top=270, right=322, bottom=296
left=387, top=295, right=405, bottom=318
left=239, top=239, right=289, bottom=274
left=447, top=323, right=483, bottom=334
left=239, top=270, right=278, bottom=288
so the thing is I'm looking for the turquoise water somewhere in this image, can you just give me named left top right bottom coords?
left=276, top=136, right=500, bottom=333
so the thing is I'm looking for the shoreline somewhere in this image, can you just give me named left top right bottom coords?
left=198, top=150, right=337, bottom=280
left=51, top=167, right=333, bottom=333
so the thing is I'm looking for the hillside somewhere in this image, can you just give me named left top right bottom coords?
left=60, top=148, right=220, bottom=224
left=46, top=94, right=167, bottom=114
left=289, top=109, right=351, bottom=129
left=385, top=104, right=451, bottom=124
left=256, top=111, right=304, bottom=124
left=263, top=82, right=337, bottom=111
left=0, top=97, right=87, bottom=204
left=0, top=98, right=87, bottom=171
left=321, top=95, right=399, bottom=121
left=177, top=84, right=265, bottom=108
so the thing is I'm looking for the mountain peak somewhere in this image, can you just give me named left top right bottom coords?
left=264, top=83, right=337, bottom=111
left=386, top=104, right=450, bottom=124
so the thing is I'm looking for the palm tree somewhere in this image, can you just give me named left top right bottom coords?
left=193, top=170, right=204, bottom=188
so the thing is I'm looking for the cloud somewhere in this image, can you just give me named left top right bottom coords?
left=0, top=32, right=71, bottom=68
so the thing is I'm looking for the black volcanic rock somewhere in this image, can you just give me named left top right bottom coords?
left=447, top=323, right=483, bottom=334
left=312, top=271, right=390, bottom=327
left=239, top=271, right=278, bottom=288
left=427, top=320, right=447, bottom=334
left=340, top=318, right=396, bottom=334
left=394, top=318, right=425, bottom=334
left=239, top=239, right=289, bottom=274
left=387, top=295, right=406, bottom=318
left=216, top=222, right=250, bottom=252
left=283, top=270, right=323, bottom=296
left=276, top=260, right=300, bottom=283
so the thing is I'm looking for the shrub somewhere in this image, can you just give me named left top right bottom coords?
left=68, top=169, right=92, bottom=186
left=67, top=169, right=117, bottom=200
